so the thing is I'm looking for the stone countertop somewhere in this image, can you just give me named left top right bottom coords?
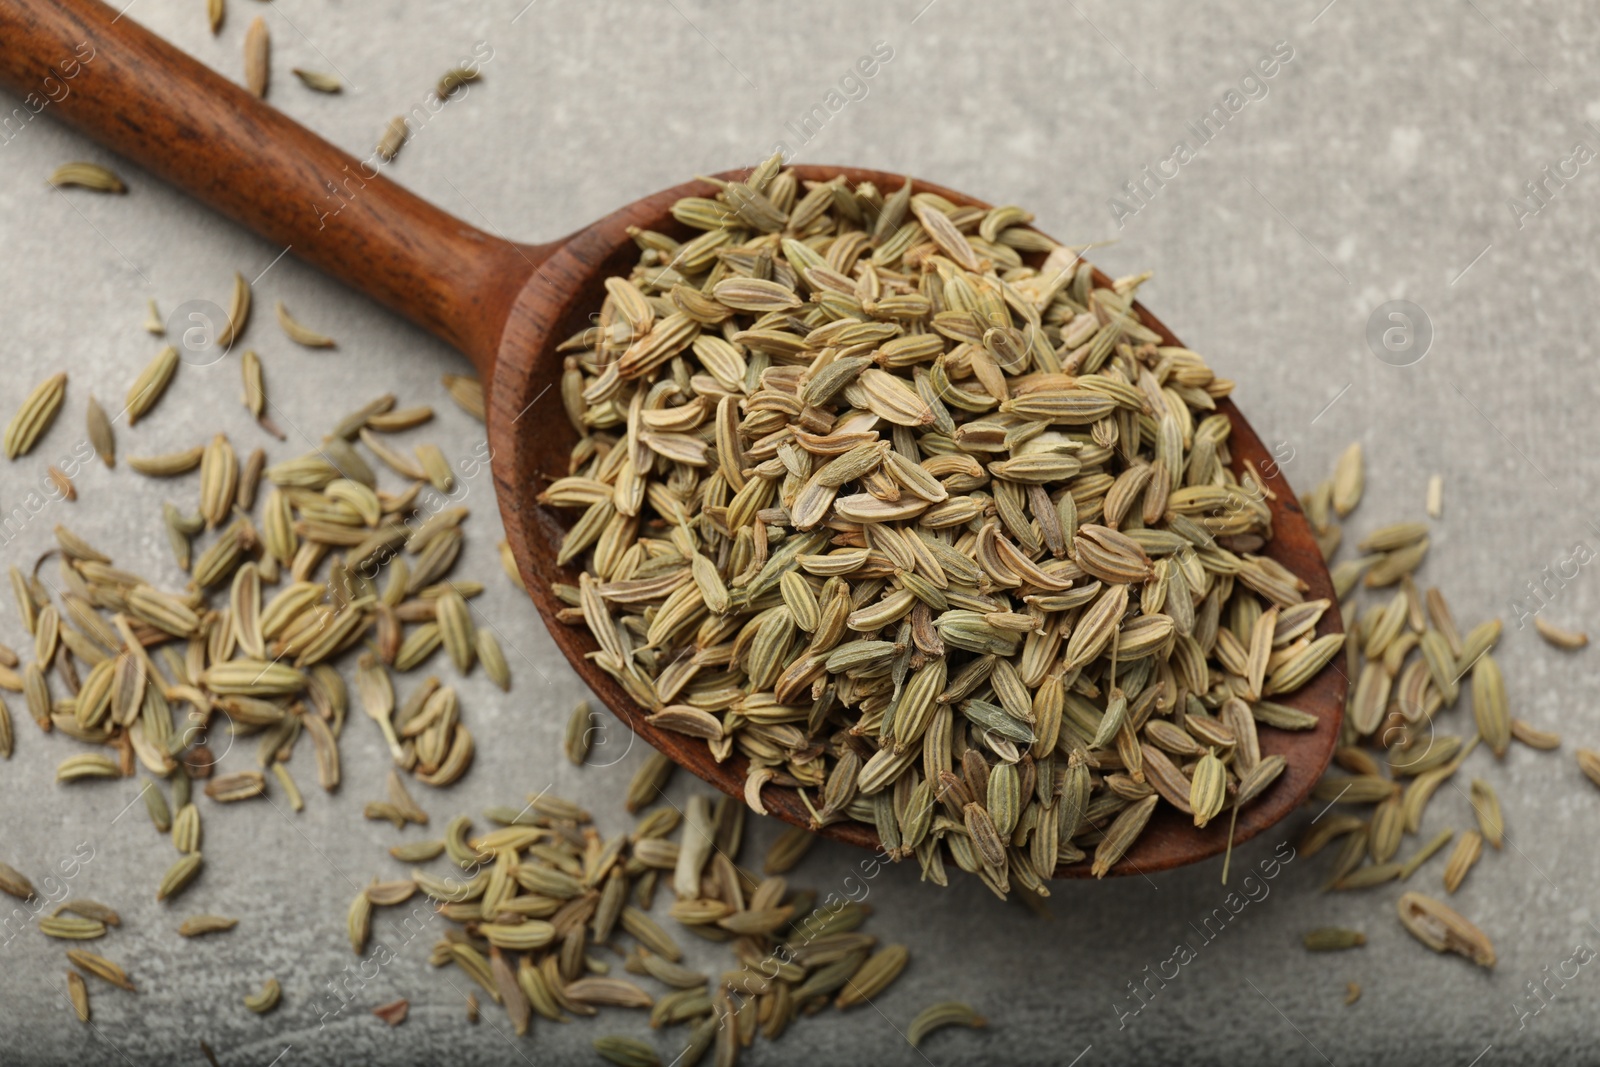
left=1, top=1, right=1598, bottom=1064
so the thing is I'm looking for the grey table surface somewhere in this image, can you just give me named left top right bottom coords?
left=2, top=0, right=1599, bottom=1064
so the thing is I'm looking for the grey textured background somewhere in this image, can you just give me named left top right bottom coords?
left=1, top=0, right=1598, bottom=1064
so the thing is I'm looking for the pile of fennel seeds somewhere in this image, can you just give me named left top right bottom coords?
left=542, top=152, right=1339, bottom=899
left=355, top=783, right=986, bottom=1063
left=0, top=262, right=511, bottom=1017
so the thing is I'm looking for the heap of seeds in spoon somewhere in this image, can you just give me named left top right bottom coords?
left=544, top=154, right=1340, bottom=897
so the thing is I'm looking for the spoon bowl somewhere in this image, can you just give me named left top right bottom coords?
left=0, top=0, right=1346, bottom=877
left=487, top=167, right=1347, bottom=877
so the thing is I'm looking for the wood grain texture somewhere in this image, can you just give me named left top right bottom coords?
left=0, top=0, right=1345, bottom=877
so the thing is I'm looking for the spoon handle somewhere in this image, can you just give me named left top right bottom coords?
left=0, top=0, right=546, bottom=373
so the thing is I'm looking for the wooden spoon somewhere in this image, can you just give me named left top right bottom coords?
left=0, top=0, right=1345, bottom=877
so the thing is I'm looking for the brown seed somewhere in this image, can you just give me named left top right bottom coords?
left=46, top=465, right=76, bottom=502
left=907, top=1001, right=987, bottom=1047
left=437, top=66, right=481, bottom=98
left=763, top=825, right=817, bottom=875
left=1534, top=617, right=1588, bottom=650
left=275, top=301, right=336, bottom=347
left=1468, top=779, right=1503, bottom=849
left=560, top=700, right=592, bottom=767
left=1396, top=891, right=1495, bottom=967
left=1357, top=522, right=1428, bottom=554
left=129, top=446, right=205, bottom=477
left=1368, top=794, right=1404, bottom=864
left=216, top=272, right=252, bottom=349
left=1398, top=828, right=1455, bottom=881
left=127, top=348, right=181, bottom=426
left=442, top=374, right=485, bottom=421
left=204, top=770, right=266, bottom=802
left=85, top=395, right=114, bottom=467
left=66, top=949, right=135, bottom=991
left=1332, top=442, right=1363, bottom=516
left=244, top=976, right=281, bottom=1013
left=1364, top=538, right=1429, bottom=587
left=1578, top=748, right=1600, bottom=789
left=199, top=433, right=238, bottom=529
left=178, top=915, right=238, bottom=937
left=1511, top=719, right=1561, bottom=750
left=67, top=972, right=89, bottom=1022
left=1335, top=862, right=1402, bottom=890
left=5, top=372, right=68, bottom=459
left=1303, top=927, right=1366, bottom=951
left=0, top=861, right=36, bottom=901
left=292, top=68, right=341, bottom=92
left=626, top=751, right=675, bottom=813
left=1442, top=830, right=1483, bottom=894
left=1189, top=750, right=1226, bottom=829
left=1312, top=775, right=1398, bottom=805
left=157, top=852, right=203, bottom=901
left=834, top=944, right=909, bottom=1009
left=239, top=351, right=283, bottom=439
left=1471, top=655, right=1510, bottom=758
left=348, top=888, right=372, bottom=955
left=1092, top=795, right=1158, bottom=878
left=48, top=163, right=125, bottom=194
left=243, top=17, right=269, bottom=97
left=376, top=116, right=409, bottom=162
